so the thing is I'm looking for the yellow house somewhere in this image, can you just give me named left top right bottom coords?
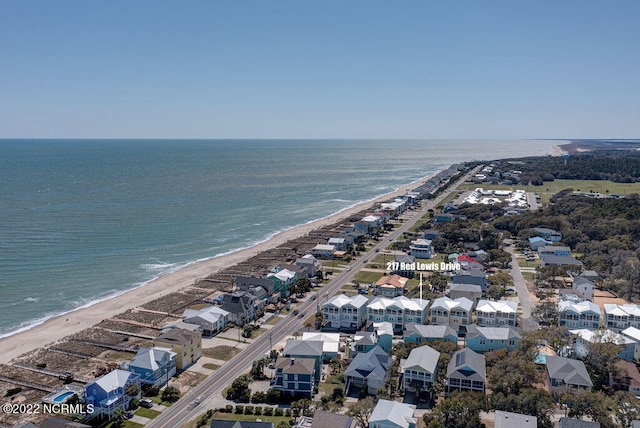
left=154, top=328, right=202, bottom=370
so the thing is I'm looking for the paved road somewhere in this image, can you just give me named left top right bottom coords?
left=504, top=240, right=539, bottom=332
left=148, top=165, right=481, bottom=427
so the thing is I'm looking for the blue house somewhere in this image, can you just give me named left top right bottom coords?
left=123, top=347, right=177, bottom=388
left=374, top=322, right=394, bottom=352
left=85, top=369, right=141, bottom=420
left=404, top=323, right=458, bottom=345
left=272, top=357, right=315, bottom=398
left=465, top=325, right=521, bottom=353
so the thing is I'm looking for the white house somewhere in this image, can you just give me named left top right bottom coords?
left=604, top=303, right=640, bottom=331
left=429, top=297, right=473, bottom=328
left=311, top=244, right=336, bottom=259
left=322, top=293, right=368, bottom=330
left=475, top=300, right=518, bottom=327
left=558, top=301, right=601, bottom=330
left=367, top=296, right=429, bottom=333
left=369, top=399, right=417, bottom=428
left=182, top=306, right=229, bottom=336
left=409, top=238, right=433, bottom=259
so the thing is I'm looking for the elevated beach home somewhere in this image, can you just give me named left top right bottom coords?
left=449, top=283, right=483, bottom=307
left=465, top=325, right=521, bottom=353
left=266, top=268, right=297, bottom=296
left=322, top=293, right=369, bottom=330
left=558, top=300, right=601, bottom=330
left=344, top=345, right=390, bottom=395
left=475, top=299, right=518, bottom=327
left=533, top=227, right=562, bottom=242
left=570, top=328, right=635, bottom=362
left=182, top=305, right=229, bottom=336
left=283, top=339, right=324, bottom=381
left=392, top=254, right=416, bottom=278
left=295, top=254, right=321, bottom=278
left=604, top=303, right=640, bottom=331
left=409, top=238, right=433, bottom=259
left=153, top=328, right=202, bottom=370
left=122, top=346, right=177, bottom=387
left=429, top=296, right=473, bottom=329
left=369, top=399, right=417, bottom=428
left=220, top=291, right=257, bottom=324
left=373, top=321, right=394, bottom=352
left=367, top=296, right=430, bottom=334
left=375, top=274, right=409, bottom=297
left=403, top=323, right=458, bottom=345
left=311, top=243, right=336, bottom=259
left=84, top=369, right=141, bottom=420
left=446, top=348, right=486, bottom=395
left=545, top=356, right=593, bottom=394
left=494, top=410, right=537, bottom=428
left=400, top=345, right=440, bottom=396
left=272, top=357, right=316, bottom=398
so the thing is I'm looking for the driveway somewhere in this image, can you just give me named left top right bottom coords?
left=504, top=240, right=539, bottom=332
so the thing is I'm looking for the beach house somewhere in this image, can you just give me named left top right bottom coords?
left=266, top=268, right=297, bottom=295
left=367, top=296, right=430, bottom=333
left=182, top=305, right=229, bottom=336
left=322, top=293, right=369, bottom=330
left=429, top=297, right=473, bottom=329
left=465, top=325, right=521, bottom=353
left=446, top=348, right=486, bottom=395
left=403, top=323, right=458, bottom=345
left=604, top=303, right=640, bottom=331
left=558, top=300, right=601, bottom=330
left=475, top=299, right=518, bottom=327
left=123, top=346, right=177, bottom=388
left=84, top=369, right=141, bottom=420
left=311, top=244, right=336, bottom=259
left=375, top=274, right=409, bottom=297
left=400, top=345, right=440, bottom=396
left=368, top=400, right=417, bottom=428
left=570, top=329, right=636, bottom=362
left=220, top=291, right=257, bottom=325
left=343, top=345, right=390, bottom=395
left=409, top=238, right=433, bottom=259
left=283, top=340, right=324, bottom=381
left=545, top=356, right=593, bottom=394
left=153, top=328, right=202, bottom=370
left=449, top=283, right=483, bottom=307
left=272, top=357, right=316, bottom=398
left=295, top=254, right=321, bottom=278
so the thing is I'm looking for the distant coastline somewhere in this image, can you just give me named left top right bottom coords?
left=0, top=165, right=446, bottom=364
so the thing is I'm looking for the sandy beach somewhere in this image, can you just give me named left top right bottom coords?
left=0, top=175, right=431, bottom=364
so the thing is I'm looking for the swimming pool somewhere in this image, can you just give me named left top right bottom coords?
left=52, top=391, right=75, bottom=403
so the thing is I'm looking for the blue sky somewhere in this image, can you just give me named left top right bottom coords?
left=1, top=1, right=638, bottom=139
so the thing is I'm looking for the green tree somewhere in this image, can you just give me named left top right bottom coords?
left=161, top=385, right=181, bottom=403
left=487, top=349, right=538, bottom=396
left=560, top=390, right=616, bottom=428
left=423, top=391, right=486, bottom=428
left=346, top=396, right=376, bottom=428
left=491, top=388, right=555, bottom=428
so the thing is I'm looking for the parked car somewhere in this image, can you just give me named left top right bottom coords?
left=140, top=399, right=153, bottom=408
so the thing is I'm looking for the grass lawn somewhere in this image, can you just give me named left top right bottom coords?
left=122, top=421, right=145, bottom=428
left=318, top=373, right=344, bottom=397
left=202, top=345, right=241, bottom=361
left=203, top=362, right=221, bottom=370
left=460, top=179, right=640, bottom=204
left=265, top=316, right=282, bottom=326
left=135, top=407, right=162, bottom=419
left=207, top=410, right=292, bottom=426
left=354, top=270, right=384, bottom=285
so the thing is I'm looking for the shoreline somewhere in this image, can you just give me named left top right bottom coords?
left=0, top=170, right=439, bottom=364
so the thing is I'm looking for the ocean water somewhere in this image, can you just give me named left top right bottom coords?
left=0, top=139, right=555, bottom=337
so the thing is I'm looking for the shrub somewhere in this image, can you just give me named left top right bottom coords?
left=225, top=404, right=233, bottom=413
left=5, top=387, right=22, bottom=397
left=254, top=406, right=262, bottom=415
left=263, top=407, right=273, bottom=416
left=245, top=405, right=254, bottom=415
left=274, top=407, right=283, bottom=416
left=235, top=405, right=244, bottom=414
